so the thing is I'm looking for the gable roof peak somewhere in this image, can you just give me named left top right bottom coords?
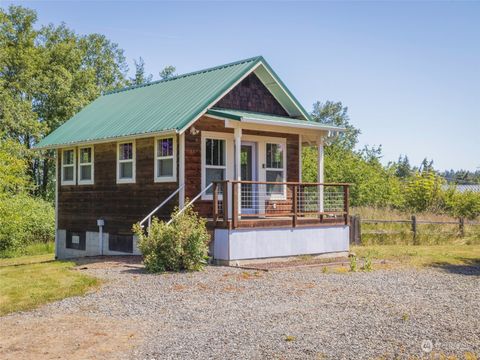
left=105, top=56, right=264, bottom=96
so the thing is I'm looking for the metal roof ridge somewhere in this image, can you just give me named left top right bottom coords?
left=104, top=56, right=263, bottom=96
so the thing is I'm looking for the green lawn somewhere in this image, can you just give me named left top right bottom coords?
left=352, top=244, right=480, bottom=267
left=0, top=256, right=99, bottom=316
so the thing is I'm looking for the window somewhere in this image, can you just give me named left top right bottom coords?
left=117, top=141, right=135, bottom=183
left=155, top=136, right=176, bottom=182
left=204, top=138, right=226, bottom=194
left=266, top=143, right=285, bottom=196
left=61, top=148, right=76, bottom=185
left=78, top=146, right=94, bottom=185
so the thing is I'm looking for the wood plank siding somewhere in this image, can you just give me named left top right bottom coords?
left=58, top=137, right=178, bottom=235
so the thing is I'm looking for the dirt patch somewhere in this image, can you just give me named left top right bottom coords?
left=0, top=313, right=140, bottom=360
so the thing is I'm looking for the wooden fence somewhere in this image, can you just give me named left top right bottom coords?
left=349, top=215, right=480, bottom=245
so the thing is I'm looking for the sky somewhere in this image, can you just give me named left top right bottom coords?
left=3, top=1, right=479, bottom=171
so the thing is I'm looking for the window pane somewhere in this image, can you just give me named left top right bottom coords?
left=63, top=166, right=74, bottom=181
left=206, top=139, right=225, bottom=166
left=205, top=168, right=224, bottom=194
left=157, top=158, right=173, bottom=177
left=79, top=148, right=92, bottom=164
left=119, top=143, right=133, bottom=160
left=266, top=143, right=283, bottom=169
left=80, top=165, right=92, bottom=181
left=63, top=150, right=74, bottom=165
left=266, top=170, right=284, bottom=194
left=157, top=138, right=173, bottom=157
left=120, top=162, right=133, bottom=179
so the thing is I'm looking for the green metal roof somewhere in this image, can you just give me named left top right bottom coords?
left=207, top=108, right=345, bottom=132
left=35, top=56, right=315, bottom=149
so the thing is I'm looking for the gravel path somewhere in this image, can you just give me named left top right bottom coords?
left=1, top=258, right=479, bottom=359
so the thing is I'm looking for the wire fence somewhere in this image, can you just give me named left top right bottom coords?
left=349, top=215, right=480, bottom=245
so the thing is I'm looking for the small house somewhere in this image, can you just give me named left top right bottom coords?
left=36, top=56, right=350, bottom=264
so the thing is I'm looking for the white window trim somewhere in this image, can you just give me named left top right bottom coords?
left=201, top=132, right=234, bottom=200
left=78, top=146, right=94, bottom=185
left=61, top=148, right=76, bottom=186
left=116, top=140, right=136, bottom=184
left=154, top=135, right=177, bottom=183
left=265, top=141, right=287, bottom=201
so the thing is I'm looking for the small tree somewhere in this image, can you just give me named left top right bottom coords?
left=445, top=191, right=480, bottom=220
left=133, top=206, right=209, bottom=273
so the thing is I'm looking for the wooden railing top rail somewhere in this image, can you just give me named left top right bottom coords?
left=213, top=180, right=351, bottom=186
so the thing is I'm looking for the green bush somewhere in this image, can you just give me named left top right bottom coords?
left=0, top=193, right=55, bottom=256
left=445, top=190, right=480, bottom=220
left=133, top=206, right=209, bottom=273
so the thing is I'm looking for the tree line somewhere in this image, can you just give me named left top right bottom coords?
left=303, top=101, right=480, bottom=219
left=0, top=5, right=175, bottom=201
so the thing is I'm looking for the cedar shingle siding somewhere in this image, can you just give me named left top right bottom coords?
left=214, top=73, right=289, bottom=116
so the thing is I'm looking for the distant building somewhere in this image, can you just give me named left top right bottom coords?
left=443, top=184, right=480, bottom=193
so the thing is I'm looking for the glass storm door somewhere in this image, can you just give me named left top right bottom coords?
left=241, top=142, right=257, bottom=214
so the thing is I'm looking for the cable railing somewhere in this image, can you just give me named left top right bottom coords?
left=212, top=180, right=350, bottom=229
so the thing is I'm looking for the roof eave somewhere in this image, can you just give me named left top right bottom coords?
left=33, top=129, right=179, bottom=150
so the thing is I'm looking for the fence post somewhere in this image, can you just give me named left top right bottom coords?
left=459, top=217, right=465, bottom=238
left=411, top=215, right=417, bottom=245
left=349, top=216, right=355, bottom=244
left=292, top=185, right=298, bottom=227
left=343, top=185, right=349, bottom=225
left=232, top=182, right=238, bottom=229
left=212, top=182, right=218, bottom=224
left=356, top=215, right=361, bottom=245
left=223, top=181, right=229, bottom=228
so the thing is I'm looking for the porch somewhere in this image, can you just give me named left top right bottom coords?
left=209, top=180, right=350, bottom=229
left=207, top=180, right=350, bottom=264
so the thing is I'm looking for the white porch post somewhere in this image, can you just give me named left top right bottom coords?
left=298, top=134, right=302, bottom=182
left=178, top=132, right=185, bottom=209
left=234, top=127, right=242, bottom=216
left=317, top=136, right=324, bottom=212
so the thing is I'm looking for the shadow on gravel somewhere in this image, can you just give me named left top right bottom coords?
left=73, top=255, right=145, bottom=272
left=430, top=258, right=480, bottom=276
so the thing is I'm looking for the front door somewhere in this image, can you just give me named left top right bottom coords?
left=241, top=142, right=257, bottom=214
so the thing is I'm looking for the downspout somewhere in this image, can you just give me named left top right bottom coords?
left=97, top=219, right=104, bottom=255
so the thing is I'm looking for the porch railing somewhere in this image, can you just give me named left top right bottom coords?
left=212, top=181, right=350, bottom=229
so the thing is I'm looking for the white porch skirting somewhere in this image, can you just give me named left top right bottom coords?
left=213, top=225, right=349, bottom=262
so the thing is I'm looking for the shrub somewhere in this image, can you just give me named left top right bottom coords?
left=445, top=190, right=480, bottom=220
left=349, top=255, right=357, bottom=272
left=133, top=206, right=209, bottom=273
left=0, top=193, right=55, bottom=256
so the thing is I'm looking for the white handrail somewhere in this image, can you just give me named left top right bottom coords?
left=167, top=183, right=213, bottom=225
left=140, top=184, right=185, bottom=228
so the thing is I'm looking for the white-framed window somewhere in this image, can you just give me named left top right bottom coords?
left=78, top=146, right=94, bottom=185
left=117, top=141, right=135, bottom=183
left=265, top=142, right=286, bottom=198
left=154, top=136, right=176, bottom=182
left=61, top=148, right=76, bottom=185
left=203, top=138, right=226, bottom=195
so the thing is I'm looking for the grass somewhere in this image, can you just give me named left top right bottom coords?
left=0, top=255, right=98, bottom=316
left=352, top=244, right=480, bottom=268
left=0, top=241, right=54, bottom=259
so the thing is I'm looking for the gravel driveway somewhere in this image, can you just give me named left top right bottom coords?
left=1, top=258, right=479, bottom=359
